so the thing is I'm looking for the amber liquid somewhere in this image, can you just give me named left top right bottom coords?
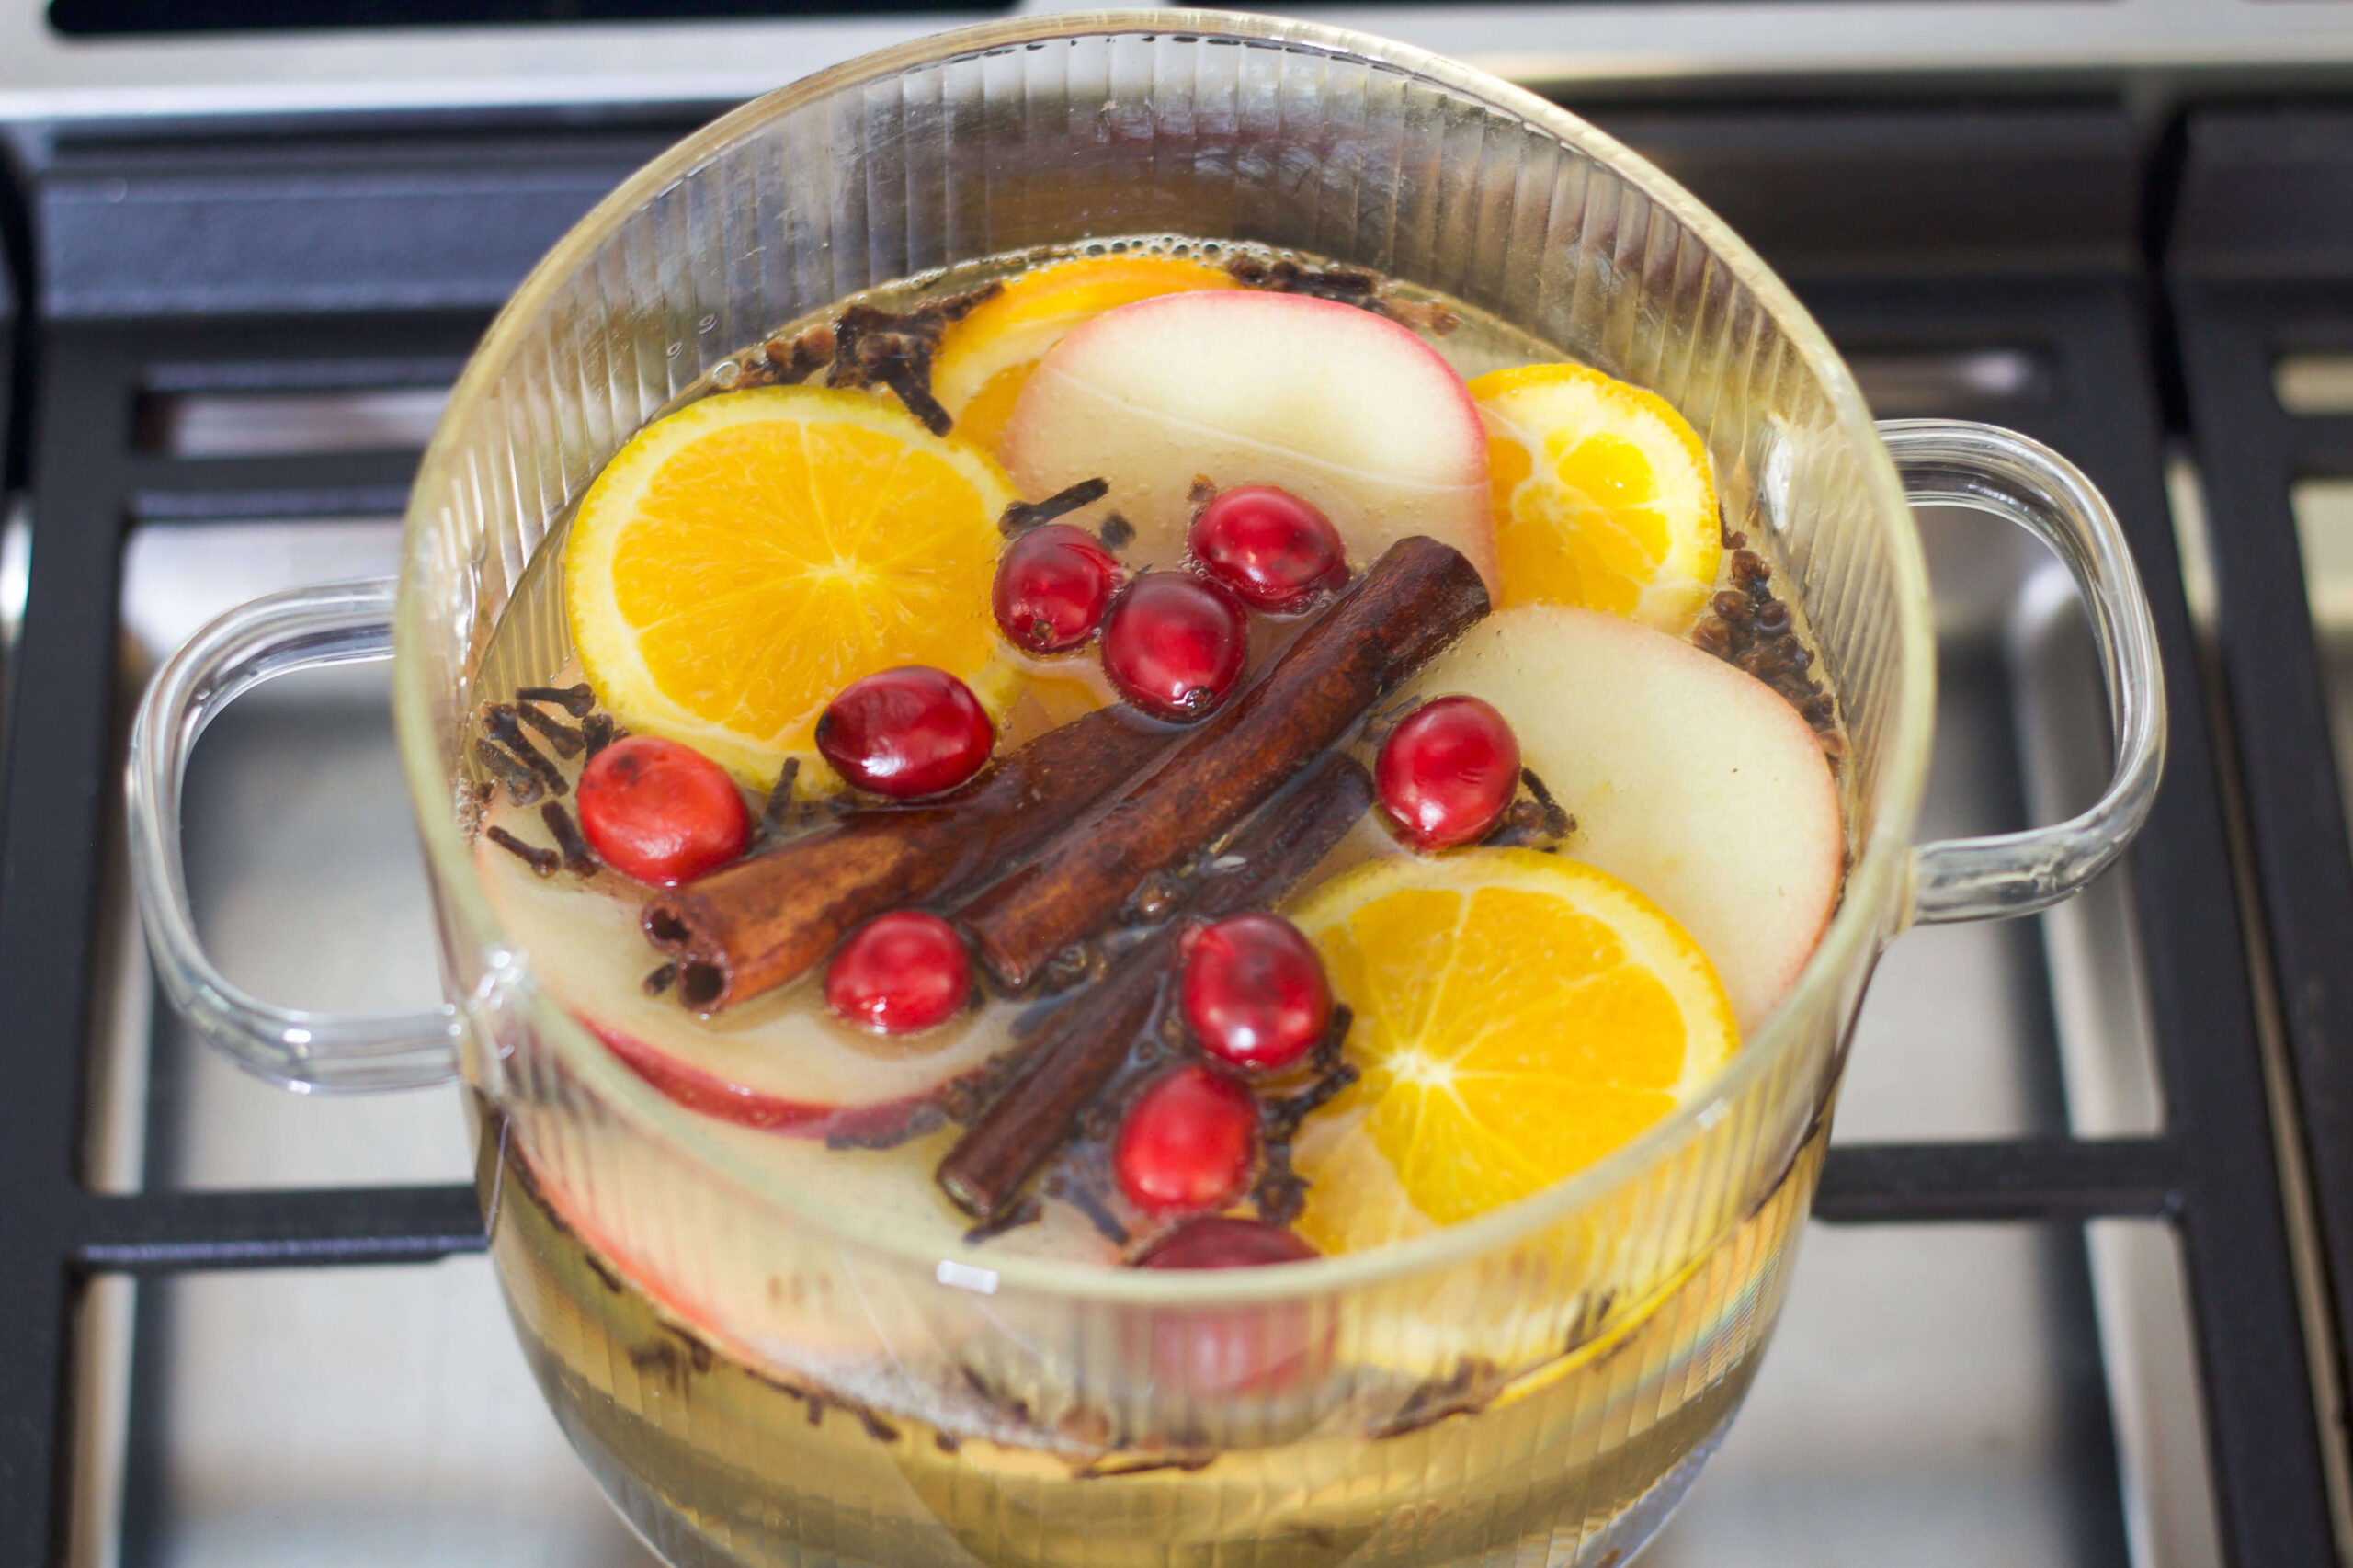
left=466, top=241, right=1848, bottom=1567
left=478, top=1096, right=1824, bottom=1568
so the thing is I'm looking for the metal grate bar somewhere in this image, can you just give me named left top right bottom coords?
left=1809, top=274, right=2337, bottom=1566
left=1816, top=1138, right=2177, bottom=1221
left=70, top=1187, right=488, bottom=1272
left=2172, top=110, right=2353, bottom=1515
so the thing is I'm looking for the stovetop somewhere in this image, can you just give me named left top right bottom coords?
left=3, top=53, right=2353, bottom=1568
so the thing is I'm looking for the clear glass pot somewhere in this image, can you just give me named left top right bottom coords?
left=124, top=14, right=2165, bottom=1568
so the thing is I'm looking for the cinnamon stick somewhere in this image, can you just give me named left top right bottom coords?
left=936, top=755, right=1373, bottom=1221
left=642, top=704, right=1181, bottom=1013
left=957, top=536, right=1486, bottom=991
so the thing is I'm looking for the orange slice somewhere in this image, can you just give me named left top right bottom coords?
left=1467, top=362, right=1722, bottom=633
left=1284, top=849, right=1737, bottom=1254
left=563, top=386, right=1013, bottom=787
left=933, top=253, right=1240, bottom=454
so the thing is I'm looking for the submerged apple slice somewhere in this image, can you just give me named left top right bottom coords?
left=1002, top=290, right=1495, bottom=589
left=476, top=831, right=1006, bottom=1134
left=1406, top=606, right=1844, bottom=1031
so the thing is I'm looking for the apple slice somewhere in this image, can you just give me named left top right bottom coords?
left=1405, top=606, right=1843, bottom=1031
left=475, top=828, right=1007, bottom=1135
left=1001, top=290, right=1496, bottom=590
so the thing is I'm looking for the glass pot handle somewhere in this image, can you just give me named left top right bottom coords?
left=1886, top=419, right=2168, bottom=924
left=125, top=576, right=464, bottom=1090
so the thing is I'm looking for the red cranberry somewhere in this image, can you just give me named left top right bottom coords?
left=994, top=524, right=1120, bottom=653
left=1137, top=1217, right=1318, bottom=1269
left=1100, top=573, right=1248, bottom=721
left=575, top=735, right=751, bottom=886
left=1114, top=1064, right=1257, bottom=1215
left=1188, top=485, right=1348, bottom=611
left=814, top=665, right=995, bottom=798
left=1131, top=1218, right=1325, bottom=1395
left=824, top=911, right=971, bottom=1035
left=1375, top=695, right=1521, bottom=851
left=1180, top=914, right=1332, bottom=1072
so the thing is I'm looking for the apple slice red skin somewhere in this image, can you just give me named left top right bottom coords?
left=590, top=1019, right=969, bottom=1142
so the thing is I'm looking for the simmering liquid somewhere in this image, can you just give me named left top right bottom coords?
left=479, top=1095, right=1825, bottom=1568
left=461, top=238, right=1851, bottom=1567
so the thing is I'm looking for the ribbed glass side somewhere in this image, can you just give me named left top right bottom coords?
left=400, top=17, right=1927, bottom=1567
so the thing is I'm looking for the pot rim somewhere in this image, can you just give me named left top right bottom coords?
left=394, top=7, right=1932, bottom=1307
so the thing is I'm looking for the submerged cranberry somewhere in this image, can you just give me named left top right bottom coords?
left=575, top=735, right=750, bottom=885
left=1180, top=914, right=1332, bottom=1072
left=824, top=911, right=971, bottom=1035
left=815, top=666, right=995, bottom=798
left=994, top=523, right=1120, bottom=653
left=1114, top=1064, right=1257, bottom=1215
left=1375, top=695, right=1521, bottom=851
left=1188, top=484, right=1348, bottom=611
left=1132, top=1218, right=1325, bottom=1394
left=1100, top=574, right=1248, bottom=721
left=1137, top=1217, right=1319, bottom=1270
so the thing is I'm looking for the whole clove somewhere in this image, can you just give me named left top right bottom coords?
left=1260, top=1021, right=1359, bottom=1140
left=1688, top=532, right=1843, bottom=752
left=757, top=757, right=802, bottom=843
left=1251, top=1007, right=1359, bottom=1225
left=936, top=755, right=1374, bottom=1221
left=866, top=347, right=954, bottom=436
left=480, top=707, right=569, bottom=796
left=540, top=801, right=599, bottom=876
left=474, top=738, right=546, bottom=806
left=1228, top=255, right=1377, bottom=301
left=517, top=683, right=597, bottom=718
left=824, top=287, right=1002, bottom=436
left=581, top=712, right=618, bottom=759
left=999, top=477, right=1110, bottom=538
left=956, top=536, right=1488, bottom=992
left=1483, top=767, right=1574, bottom=850
left=487, top=826, right=560, bottom=877
left=761, top=325, right=834, bottom=385
left=517, top=703, right=585, bottom=758
left=1226, top=255, right=1456, bottom=334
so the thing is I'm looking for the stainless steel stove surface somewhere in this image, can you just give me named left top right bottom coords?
left=0, top=48, right=2347, bottom=1568
left=84, top=500, right=2204, bottom=1568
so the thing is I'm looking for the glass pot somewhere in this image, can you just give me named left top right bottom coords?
left=125, top=14, right=2165, bottom=1568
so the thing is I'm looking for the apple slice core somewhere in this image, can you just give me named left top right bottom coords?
left=1002, top=290, right=1496, bottom=591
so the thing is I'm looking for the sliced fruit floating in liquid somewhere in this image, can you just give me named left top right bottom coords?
left=463, top=236, right=1847, bottom=1275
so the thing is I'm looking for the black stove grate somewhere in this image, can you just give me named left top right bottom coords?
left=0, top=105, right=2337, bottom=1567
left=2171, top=103, right=2353, bottom=1511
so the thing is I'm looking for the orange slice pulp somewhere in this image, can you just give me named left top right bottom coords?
left=563, top=385, right=1014, bottom=787
left=1468, top=361, right=1722, bottom=633
left=1284, top=849, right=1738, bottom=1255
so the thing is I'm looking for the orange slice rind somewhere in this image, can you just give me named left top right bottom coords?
left=1467, top=361, right=1722, bottom=632
left=563, top=386, right=1014, bottom=788
left=1284, top=849, right=1738, bottom=1254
